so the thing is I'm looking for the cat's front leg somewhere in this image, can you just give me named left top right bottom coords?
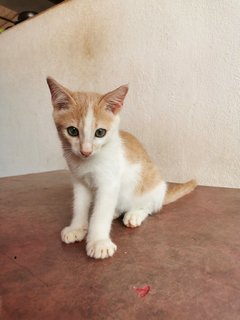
left=86, top=184, right=119, bottom=259
left=61, top=181, right=92, bottom=244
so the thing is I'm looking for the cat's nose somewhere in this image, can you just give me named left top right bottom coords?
left=80, top=150, right=92, bottom=158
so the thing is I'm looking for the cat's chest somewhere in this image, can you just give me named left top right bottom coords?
left=70, top=159, right=117, bottom=190
left=71, top=163, right=96, bottom=189
left=69, top=148, right=124, bottom=189
left=81, top=172, right=96, bottom=190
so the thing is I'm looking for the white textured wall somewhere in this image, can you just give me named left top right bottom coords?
left=0, top=0, right=239, bottom=187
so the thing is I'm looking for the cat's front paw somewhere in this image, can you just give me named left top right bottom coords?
left=86, top=239, right=117, bottom=259
left=61, top=226, right=87, bottom=244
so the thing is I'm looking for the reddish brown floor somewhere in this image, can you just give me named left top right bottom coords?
left=0, top=171, right=240, bottom=320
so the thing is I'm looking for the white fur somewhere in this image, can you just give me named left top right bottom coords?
left=62, top=118, right=167, bottom=259
left=82, top=105, right=94, bottom=151
left=47, top=79, right=164, bottom=259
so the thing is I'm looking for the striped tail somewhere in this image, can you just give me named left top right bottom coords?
left=163, top=180, right=197, bottom=205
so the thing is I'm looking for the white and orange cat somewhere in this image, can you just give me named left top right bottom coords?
left=47, top=77, right=196, bottom=259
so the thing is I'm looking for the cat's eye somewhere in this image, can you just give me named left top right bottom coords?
left=95, top=128, right=107, bottom=138
left=67, top=126, right=79, bottom=137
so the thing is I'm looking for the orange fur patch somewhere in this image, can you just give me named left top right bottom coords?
left=53, top=91, right=115, bottom=132
left=164, top=180, right=197, bottom=205
left=94, top=99, right=115, bottom=129
left=120, top=131, right=163, bottom=195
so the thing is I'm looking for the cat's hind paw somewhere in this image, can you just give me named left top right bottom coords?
left=61, top=226, right=87, bottom=244
left=86, top=239, right=117, bottom=259
left=123, top=210, right=148, bottom=228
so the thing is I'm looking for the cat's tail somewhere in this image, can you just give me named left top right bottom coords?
left=163, top=180, right=197, bottom=205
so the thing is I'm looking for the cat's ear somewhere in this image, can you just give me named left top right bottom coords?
left=101, top=85, right=128, bottom=114
left=46, top=77, right=74, bottom=110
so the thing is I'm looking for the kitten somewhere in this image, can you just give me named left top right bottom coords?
left=47, top=77, right=196, bottom=259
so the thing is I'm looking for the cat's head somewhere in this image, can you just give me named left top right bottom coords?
left=47, top=77, right=128, bottom=159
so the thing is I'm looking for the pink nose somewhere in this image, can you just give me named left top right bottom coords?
left=80, top=150, right=92, bottom=157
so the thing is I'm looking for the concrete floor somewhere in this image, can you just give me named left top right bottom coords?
left=0, top=171, right=240, bottom=320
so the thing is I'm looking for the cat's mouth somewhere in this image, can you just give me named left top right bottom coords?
left=79, top=150, right=93, bottom=159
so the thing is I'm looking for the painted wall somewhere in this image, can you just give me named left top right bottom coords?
left=0, top=0, right=239, bottom=187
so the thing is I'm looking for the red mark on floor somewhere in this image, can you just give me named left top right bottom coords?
left=133, top=285, right=150, bottom=298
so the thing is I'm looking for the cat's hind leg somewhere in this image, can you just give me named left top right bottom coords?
left=123, top=181, right=167, bottom=228
left=123, top=209, right=149, bottom=228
